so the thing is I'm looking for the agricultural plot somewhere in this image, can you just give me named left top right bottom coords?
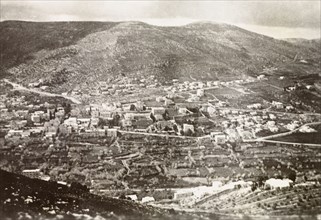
left=205, top=87, right=244, bottom=101
left=197, top=185, right=321, bottom=216
left=271, top=131, right=321, bottom=144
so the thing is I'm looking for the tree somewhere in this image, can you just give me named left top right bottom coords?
left=26, top=116, right=34, bottom=127
left=65, top=103, right=71, bottom=115
left=70, top=182, right=89, bottom=194
left=162, top=110, right=170, bottom=120
left=130, top=104, right=136, bottom=111
left=288, top=172, right=296, bottom=182
left=49, top=111, right=54, bottom=120
left=163, top=126, right=171, bottom=131
left=251, top=182, right=258, bottom=191
left=185, top=129, right=193, bottom=136
left=256, top=175, right=268, bottom=187
left=113, top=113, right=121, bottom=126
left=98, top=118, right=108, bottom=128
left=173, top=124, right=178, bottom=132
left=11, top=90, right=21, bottom=97
left=150, top=113, right=156, bottom=123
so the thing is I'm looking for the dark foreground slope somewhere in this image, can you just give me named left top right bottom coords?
left=0, top=169, right=163, bottom=220
left=1, top=21, right=320, bottom=91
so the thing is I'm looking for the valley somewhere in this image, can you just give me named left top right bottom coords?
left=0, top=21, right=320, bottom=219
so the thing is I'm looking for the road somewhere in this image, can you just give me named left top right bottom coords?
left=199, top=111, right=216, bottom=124
left=114, top=152, right=141, bottom=160
left=262, top=81, right=283, bottom=91
left=119, top=130, right=196, bottom=139
left=256, top=121, right=321, bottom=141
left=189, top=74, right=197, bottom=81
left=207, top=93, right=220, bottom=102
left=3, top=79, right=82, bottom=104
left=255, top=139, right=321, bottom=147
left=242, top=121, right=321, bottom=147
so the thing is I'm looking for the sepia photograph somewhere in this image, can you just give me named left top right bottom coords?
left=0, top=0, right=320, bottom=219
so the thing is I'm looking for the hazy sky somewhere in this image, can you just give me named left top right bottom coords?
left=1, top=0, right=320, bottom=39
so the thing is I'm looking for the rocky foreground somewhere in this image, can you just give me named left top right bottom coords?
left=0, top=169, right=165, bottom=220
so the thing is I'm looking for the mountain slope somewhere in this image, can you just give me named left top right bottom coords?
left=0, top=21, right=119, bottom=69
left=0, top=169, right=163, bottom=219
left=1, top=21, right=320, bottom=91
left=283, top=38, right=321, bottom=51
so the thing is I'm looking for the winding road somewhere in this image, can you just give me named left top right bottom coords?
left=3, top=79, right=81, bottom=104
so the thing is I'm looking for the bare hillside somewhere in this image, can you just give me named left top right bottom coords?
left=1, top=21, right=320, bottom=91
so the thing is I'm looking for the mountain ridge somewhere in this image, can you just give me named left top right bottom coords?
left=1, top=21, right=320, bottom=92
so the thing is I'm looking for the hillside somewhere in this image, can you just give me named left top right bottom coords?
left=0, top=21, right=119, bottom=70
left=0, top=21, right=320, bottom=92
left=0, top=169, right=163, bottom=219
left=195, top=184, right=321, bottom=216
left=283, top=38, right=321, bottom=51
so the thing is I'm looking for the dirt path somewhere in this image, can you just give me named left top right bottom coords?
left=3, top=79, right=82, bottom=104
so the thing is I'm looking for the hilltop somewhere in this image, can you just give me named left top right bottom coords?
left=0, top=21, right=320, bottom=93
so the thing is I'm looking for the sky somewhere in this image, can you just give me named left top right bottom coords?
left=1, top=0, right=320, bottom=39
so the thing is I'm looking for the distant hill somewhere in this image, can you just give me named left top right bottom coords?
left=283, top=38, right=321, bottom=52
left=0, top=21, right=320, bottom=91
left=0, top=169, right=163, bottom=219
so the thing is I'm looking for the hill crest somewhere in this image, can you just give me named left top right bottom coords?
left=1, top=21, right=320, bottom=92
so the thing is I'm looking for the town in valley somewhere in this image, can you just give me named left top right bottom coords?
left=1, top=65, right=321, bottom=217
left=0, top=2, right=321, bottom=217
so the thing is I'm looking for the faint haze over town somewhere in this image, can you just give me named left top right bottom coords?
left=1, top=0, right=320, bottom=39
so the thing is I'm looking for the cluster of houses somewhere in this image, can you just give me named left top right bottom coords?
left=283, top=82, right=315, bottom=92
left=95, top=81, right=148, bottom=96
left=1, top=81, right=314, bottom=148
left=0, top=95, right=28, bottom=114
left=247, top=101, right=295, bottom=113
left=201, top=106, right=306, bottom=141
left=78, top=100, right=200, bottom=136
left=65, top=75, right=161, bottom=97
left=0, top=94, right=60, bottom=140
left=123, top=178, right=295, bottom=206
left=164, top=78, right=256, bottom=94
left=1, top=90, right=203, bottom=144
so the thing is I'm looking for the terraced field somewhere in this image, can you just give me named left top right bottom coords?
left=197, top=185, right=321, bottom=215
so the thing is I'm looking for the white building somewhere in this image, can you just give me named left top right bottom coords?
left=197, top=89, right=204, bottom=97
left=257, top=74, right=266, bottom=80
left=151, top=107, right=166, bottom=115
left=106, top=128, right=118, bottom=137
left=64, top=117, right=78, bottom=128
left=247, top=103, right=262, bottom=109
left=173, top=191, right=193, bottom=200
left=272, top=101, right=283, bottom=109
left=265, top=178, right=293, bottom=190
left=183, top=124, right=194, bottom=133
left=141, top=196, right=155, bottom=203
